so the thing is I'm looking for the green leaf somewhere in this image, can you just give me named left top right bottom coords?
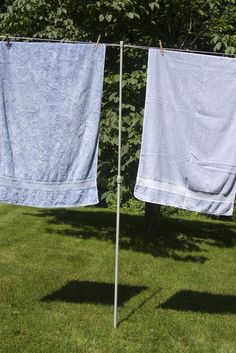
left=212, top=35, right=220, bottom=44
left=225, top=46, right=235, bottom=54
left=106, top=14, right=112, bottom=22
left=127, top=12, right=135, bottom=19
left=101, top=191, right=112, bottom=201
left=214, top=42, right=222, bottom=51
left=149, top=2, right=159, bottom=11
left=135, top=149, right=140, bottom=159
left=149, top=2, right=155, bottom=10
left=99, top=14, right=105, bottom=22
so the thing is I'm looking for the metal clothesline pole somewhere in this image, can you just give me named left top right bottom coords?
left=114, top=40, right=124, bottom=330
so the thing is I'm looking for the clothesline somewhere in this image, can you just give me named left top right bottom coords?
left=124, top=44, right=236, bottom=57
left=0, top=35, right=235, bottom=57
left=0, top=35, right=120, bottom=47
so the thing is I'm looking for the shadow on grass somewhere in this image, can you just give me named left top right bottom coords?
left=41, top=280, right=147, bottom=306
left=158, top=290, right=236, bottom=314
left=118, top=289, right=161, bottom=326
left=24, top=208, right=236, bottom=263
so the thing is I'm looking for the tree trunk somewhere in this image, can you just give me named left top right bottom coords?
left=144, top=202, right=161, bottom=238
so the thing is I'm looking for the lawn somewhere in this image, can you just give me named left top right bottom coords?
left=0, top=203, right=235, bottom=353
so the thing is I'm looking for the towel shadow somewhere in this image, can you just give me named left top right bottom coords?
left=41, top=280, right=147, bottom=306
left=158, top=290, right=236, bottom=314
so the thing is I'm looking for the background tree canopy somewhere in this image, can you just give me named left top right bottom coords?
left=0, top=0, right=235, bottom=212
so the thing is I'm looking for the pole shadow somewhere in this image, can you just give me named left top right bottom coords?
left=118, top=289, right=162, bottom=326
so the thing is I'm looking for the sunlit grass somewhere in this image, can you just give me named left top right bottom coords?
left=0, top=204, right=235, bottom=353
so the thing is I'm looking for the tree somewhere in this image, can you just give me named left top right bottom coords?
left=0, top=0, right=235, bottom=232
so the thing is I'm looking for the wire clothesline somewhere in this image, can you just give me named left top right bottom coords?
left=0, top=35, right=235, bottom=56
left=0, top=35, right=120, bottom=47
left=124, top=44, right=236, bottom=57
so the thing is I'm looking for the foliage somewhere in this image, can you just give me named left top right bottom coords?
left=0, top=0, right=235, bottom=209
left=0, top=0, right=81, bottom=39
left=208, top=0, right=236, bottom=54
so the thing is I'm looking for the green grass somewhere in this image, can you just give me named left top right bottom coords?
left=0, top=204, right=235, bottom=353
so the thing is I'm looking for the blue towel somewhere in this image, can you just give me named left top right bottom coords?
left=135, top=49, right=236, bottom=216
left=0, top=41, right=106, bottom=207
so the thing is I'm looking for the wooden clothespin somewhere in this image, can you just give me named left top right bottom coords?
left=5, top=35, right=12, bottom=49
left=159, top=40, right=164, bottom=56
left=95, top=35, right=101, bottom=51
